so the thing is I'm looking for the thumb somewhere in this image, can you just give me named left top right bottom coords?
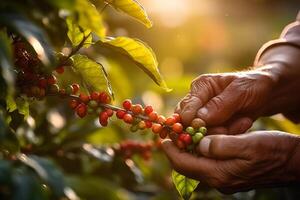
left=197, top=84, right=241, bottom=126
left=197, top=135, right=248, bottom=160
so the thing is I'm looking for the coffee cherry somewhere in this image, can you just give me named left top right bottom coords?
left=165, top=117, right=176, bottom=126
left=88, top=107, right=94, bottom=114
left=145, top=121, right=152, bottom=128
left=172, top=113, right=181, bottom=123
left=79, top=93, right=90, bottom=103
left=172, top=123, right=183, bottom=133
left=182, top=134, right=192, bottom=145
left=71, top=83, right=80, bottom=94
left=138, top=121, right=146, bottom=130
left=192, top=132, right=204, bottom=144
left=191, top=118, right=206, bottom=129
left=130, top=125, right=139, bottom=132
left=31, top=86, right=40, bottom=97
left=152, top=123, right=163, bottom=134
left=159, top=127, right=169, bottom=139
left=48, top=84, right=59, bottom=94
left=99, top=92, right=111, bottom=104
left=55, top=66, right=64, bottom=74
left=39, top=88, right=46, bottom=98
left=199, top=127, right=207, bottom=135
left=148, top=112, right=158, bottom=122
left=99, top=111, right=109, bottom=126
left=69, top=99, right=79, bottom=109
left=123, top=113, right=133, bottom=124
left=122, top=99, right=132, bottom=110
left=65, top=85, right=73, bottom=95
left=47, top=75, right=57, bottom=85
left=144, top=105, right=153, bottom=115
left=131, top=104, right=143, bottom=115
left=76, top=103, right=87, bottom=118
left=169, top=131, right=178, bottom=143
left=116, top=110, right=126, bottom=119
left=157, top=115, right=166, bottom=124
left=88, top=100, right=98, bottom=108
left=186, top=126, right=195, bottom=136
left=90, top=92, right=99, bottom=101
left=105, top=109, right=114, bottom=117
left=38, top=78, right=47, bottom=88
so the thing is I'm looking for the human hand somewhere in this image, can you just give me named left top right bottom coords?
left=162, top=131, right=300, bottom=194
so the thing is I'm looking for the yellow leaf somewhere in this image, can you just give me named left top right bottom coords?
left=106, top=0, right=152, bottom=28
left=98, top=37, right=170, bottom=91
left=75, top=0, right=106, bottom=38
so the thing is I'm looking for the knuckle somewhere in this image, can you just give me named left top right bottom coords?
left=209, top=96, right=224, bottom=111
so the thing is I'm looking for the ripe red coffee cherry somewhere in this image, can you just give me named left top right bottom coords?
left=172, top=113, right=181, bottom=123
left=172, top=123, right=183, bottom=133
left=105, top=109, right=114, bottom=117
left=157, top=115, right=166, bottom=124
left=148, top=112, right=158, bottom=122
left=59, top=89, right=66, bottom=96
left=131, top=104, right=143, bottom=115
left=145, top=121, right=152, bottom=128
left=182, top=134, right=192, bottom=145
left=99, top=92, right=111, bottom=104
left=99, top=111, right=109, bottom=126
left=159, top=127, right=169, bottom=139
left=191, top=118, right=206, bottom=129
left=122, top=99, right=132, bottom=110
left=71, top=83, right=80, bottom=94
left=69, top=99, right=79, bottom=109
left=144, top=105, right=153, bottom=115
left=152, top=123, right=163, bottom=134
left=47, top=75, right=57, bottom=85
left=165, top=117, right=175, bottom=126
left=116, top=110, right=126, bottom=119
left=55, top=66, right=64, bottom=74
left=90, top=91, right=99, bottom=101
left=38, top=78, right=47, bottom=88
left=123, top=113, right=133, bottom=124
left=79, top=93, right=90, bottom=103
left=76, top=103, right=87, bottom=118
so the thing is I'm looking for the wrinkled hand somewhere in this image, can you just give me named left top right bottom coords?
left=162, top=131, right=300, bottom=194
left=176, top=70, right=277, bottom=135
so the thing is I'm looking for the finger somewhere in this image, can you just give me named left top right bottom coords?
left=207, top=126, right=229, bottom=135
left=196, top=135, right=250, bottom=160
left=161, top=139, right=215, bottom=179
left=228, top=117, right=253, bottom=134
left=197, top=83, right=242, bottom=126
left=176, top=94, right=203, bottom=126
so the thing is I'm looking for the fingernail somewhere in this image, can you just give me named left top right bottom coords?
left=197, top=107, right=208, bottom=117
left=199, top=137, right=211, bottom=156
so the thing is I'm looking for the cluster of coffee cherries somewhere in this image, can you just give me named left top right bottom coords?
left=14, top=41, right=74, bottom=99
left=114, top=140, right=154, bottom=160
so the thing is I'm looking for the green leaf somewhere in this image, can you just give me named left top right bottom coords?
left=0, top=30, right=14, bottom=96
left=72, top=54, right=113, bottom=95
left=66, top=17, right=92, bottom=48
left=172, top=170, right=199, bottom=200
left=0, top=12, right=55, bottom=67
left=105, top=0, right=152, bottom=28
left=98, top=37, right=170, bottom=91
left=6, top=97, right=29, bottom=119
left=75, top=0, right=106, bottom=38
left=17, top=154, right=66, bottom=198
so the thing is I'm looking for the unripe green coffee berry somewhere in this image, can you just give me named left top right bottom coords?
left=199, top=127, right=207, bottom=135
left=88, top=100, right=98, bottom=108
left=130, top=125, right=139, bottom=132
left=192, top=132, right=204, bottom=144
left=88, top=107, right=94, bottom=114
left=186, top=126, right=195, bottom=136
left=65, top=85, right=73, bottom=95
